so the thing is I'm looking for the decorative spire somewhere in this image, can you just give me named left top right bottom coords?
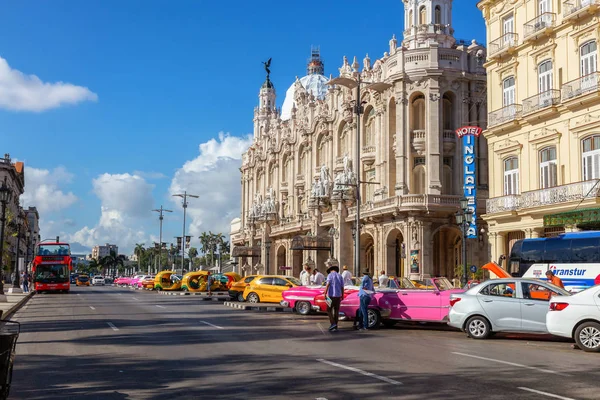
left=351, top=56, right=359, bottom=72
left=307, top=46, right=325, bottom=75
left=363, top=54, right=371, bottom=71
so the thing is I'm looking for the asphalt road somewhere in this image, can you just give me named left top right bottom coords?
left=7, top=285, right=600, bottom=399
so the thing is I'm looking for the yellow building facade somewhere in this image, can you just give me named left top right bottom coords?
left=478, top=0, right=600, bottom=269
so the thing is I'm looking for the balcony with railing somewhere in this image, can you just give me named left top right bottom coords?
left=488, top=104, right=523, bottom=127
left=361, top=145, right=376, bottom=165
left=563, top=0, right=600, bottom=20
left=442, top=129, right=456, bottom=153
left=522, top=90, right=561, bottom=115
left=561, top=72, right=600, bottom=104
left=523, top=13, right=556, bottom=41
left=489, top=33, right=519, bottom=57
left=411, top=130, right=426, bottom=154
left=486, top=180, right=600, bottom=214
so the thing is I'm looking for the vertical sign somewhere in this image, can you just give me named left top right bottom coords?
left=410, top=250, right=420, bottom=274
left=455, top=126, right=483, bottom=239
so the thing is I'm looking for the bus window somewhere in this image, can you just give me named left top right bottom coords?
left=571, top=237, right=600, bottom=262
left=544, top=238, right=572, bottom=263
left=521, top=239, right=546, bottom=264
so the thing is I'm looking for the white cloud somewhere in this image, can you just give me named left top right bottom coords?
left=67, top=173, right=155, bottom=253
left=0, top=56, right=97, bottom=112
left=170, top=132, right=252, bottom=238
left=22, top=166, right=78, bottom=214
left=133, top=170, right=167, bottom=180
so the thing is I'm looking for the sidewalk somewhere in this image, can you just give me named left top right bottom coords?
left=0, top=291, right=34, bottom=320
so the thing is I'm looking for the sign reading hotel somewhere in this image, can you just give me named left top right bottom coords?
left=455, top=126, right=482, bottom=239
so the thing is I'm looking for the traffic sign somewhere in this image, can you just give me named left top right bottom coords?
left=469, top=265, right=477, bottom=273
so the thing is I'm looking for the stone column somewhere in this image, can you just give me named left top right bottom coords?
left=395, top=94, right=408, bottom=194
left=427, top=82, right=442, bottom=194
left=421, top=221, right=433, bottom=277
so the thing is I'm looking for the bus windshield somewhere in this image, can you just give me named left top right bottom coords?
left=37, top=244, right=71, bottom=256
left=34, top=265, right=69, bottom=283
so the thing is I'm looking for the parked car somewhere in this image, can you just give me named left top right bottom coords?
left=92, top=276, right=105, bottom=286
left=229, top=275, right=258, bottom=302
left=140, top=276, right=155, bottom=290
left=133, top=275, right=153, bottom=289
left=242, top=275, right=302, bottom=303
left=154, top=271, right=182, bottom=291
left=76, top=274, right=90, bottom=286
left=547, top=285, right=600, bottom=352
left=449, top=278, right=570, bottom=339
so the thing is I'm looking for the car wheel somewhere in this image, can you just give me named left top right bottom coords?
left=295, top=301, right=312, bottom=315
left=466, top=316, right=491, bottom=339
left=367, top=309, right=381, bottom=329
left=237, top=292, right=245, bottom=302
left=575, top=322, right=600, bottom=352
left=247, top=292, right=260, bottom=303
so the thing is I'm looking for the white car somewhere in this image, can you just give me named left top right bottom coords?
left=546, top=285, right=600, bottom=352
left=92, top=276, right=105, bottom=286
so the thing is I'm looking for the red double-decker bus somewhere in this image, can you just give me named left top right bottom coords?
left=32, top=240, right=72, bottom=293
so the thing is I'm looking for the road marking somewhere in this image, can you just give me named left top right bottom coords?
left=317, top=323, right=326, bottom=335
left=452, top=352, right=565, bottom=375
left=107, top=322, right=119, bottom=331
left=200, top=321, right=224, bottom=330
left=155, top=305, right=165, bottom=309
left=316, top=359, right=402, bottom=385
left=518, top=387, right=576, bottom=400
left=77, top=294, right=80, bottom=296
left=132, top=297, right=139, bottom=301
left=89, top=306, right=96, bottom=310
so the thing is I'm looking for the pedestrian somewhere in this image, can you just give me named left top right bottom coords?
left=300, top=264, right=312, bottom=286
left=358, top=269, right=375, bottom=330
left=21, top=272, right=29, bottom=293
left=545, top=270, right=564, bottom=289
left=206, top=271, right=213, bottom=296
left=378, top=269, right=389, bottom=287
left=323, top=265, right=344, bottom=331
left=313, top=268, right=325, bottom=285
left=341, top=265, right=353, bottom=286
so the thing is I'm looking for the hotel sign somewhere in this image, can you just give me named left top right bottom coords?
left=456, top=126, right=482, bottom=239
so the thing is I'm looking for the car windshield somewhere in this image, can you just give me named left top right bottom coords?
left=286, top=277, right=302, bottom=286
left=433, top=277, right=454, bottom=291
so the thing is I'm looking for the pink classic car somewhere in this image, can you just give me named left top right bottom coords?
left=132, top=275, right=153, bottom=289
left=280, top=285, right=325, bottom=315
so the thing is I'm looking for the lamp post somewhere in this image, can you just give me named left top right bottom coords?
left=13, top=212, right=23, bottom=289
left=328, top=73, right=391, bottom=278
left=265, top=240, right=271, bottom=274
left=173, top=191, right=198, bottom=276
left=152, top=206, right=172, bottom=272
left=455, top=197, right=474, bottom=288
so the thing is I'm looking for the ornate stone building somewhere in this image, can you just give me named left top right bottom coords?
left=231, top=0, right=490, bottom=279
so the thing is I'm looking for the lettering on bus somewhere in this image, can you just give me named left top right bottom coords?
left=550, top=265, right=587, bottom=276
left=456, top=126, right=481, bottom=239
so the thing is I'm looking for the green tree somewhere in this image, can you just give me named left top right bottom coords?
left=199, top=232, right=210, bottom=261
left=101, top=250, right=126, bottom=277
left=134, top=243, right=145, bottom=272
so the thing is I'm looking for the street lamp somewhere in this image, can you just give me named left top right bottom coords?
left=13, top=211, right=23, bottom=289
left=455, top=197, right=473, bottom=288
left=265, top=240, right=271, bottom=274
left=0, top=178, right=12, bottom=296
left=172, top=192, right=198, bottom=276
left=328, top=72, right=391, bottom=278
left=152, top=206, right=172, bottom=272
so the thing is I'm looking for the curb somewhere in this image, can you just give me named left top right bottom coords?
left=2, top=291, right=35, bottom=320
left=157, top=291, right=230, bottom=300
left=223, top=301, right=293, bottom=313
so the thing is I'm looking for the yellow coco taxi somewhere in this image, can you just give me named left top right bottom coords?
left=154, top=270, right=182, bottom=291
left=242, top=275, right=301, bottom=304
left=76, top=274, right=90, bottom=286
left=229, top=275, right=258, bottom=302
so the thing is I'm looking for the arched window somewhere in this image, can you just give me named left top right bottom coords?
left=365, top=108, right=376, bottom=146
left=581, top=41, right=597, bottom=85
left=337, top=122, right=348, bottom=156
left=413, top=165, right=426, bottom=194
left=411, top=95, right=426, bottom=130
left=442, top=94, right=453, bottom=130
left=539, top=147, right=557, bottom=188
left=435, top=6, right=442, bottom=24
left=299, top=148, right=305, bottom=175
left=503, top=77, right=515, bottom=106
left=408, top=10, right=413, bottom=28
left=538, top=60, right=553, bottom=94
left=419, top=6, right=427, bottom=25
left=282, top=156, right=289, bottom=183
left=504, top=157, right=519, bottom=195
left=582, top=135, right=600, bottom=180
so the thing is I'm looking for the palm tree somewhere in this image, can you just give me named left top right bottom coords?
left=199, top=232, right=210, bottom=262
left=134, top=244, right=145, bottom=273
left=101, top=250, right=126, bottom=278
left=188, top=247, right=198, bottom=260
left=209, top=231, right=224, bottom=269
left=88, top=258, right=101, bottom=275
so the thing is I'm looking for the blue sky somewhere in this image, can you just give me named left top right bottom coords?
left=0, top=0, right=486, bottom=255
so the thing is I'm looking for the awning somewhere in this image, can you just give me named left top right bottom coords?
left=231, top=246, right=261, bottom=258
left=543, top=207, right=600, bottom=227
left=290, top=235, right=331, bottom=251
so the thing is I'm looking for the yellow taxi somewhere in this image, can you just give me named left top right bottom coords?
left=76, top=274, right=90, bottom=286
left=229, top=275, right=258, bottom=302
left=242, top=275, right=301, bottom=304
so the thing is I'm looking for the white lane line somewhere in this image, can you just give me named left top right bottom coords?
left=518, top=387, right=576, bottom=400
left=452, top=352, right=565, bottom=376
left=89, top=306, right=96, bottom=310
left=107, top=322, right=119, bottom=331
left=155, top=305, right=166, bottom=309
left=77, top=294, right=80, bottom=296
left=316, top=359, right=402, bottom=385
left=132, top=297, right=139, bottom=301
left=200, top=321, right=224, bottom=330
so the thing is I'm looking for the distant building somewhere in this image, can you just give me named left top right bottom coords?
left=0, top=153, right=26, bottom=270
left=91, top=243, right=119, bottom=260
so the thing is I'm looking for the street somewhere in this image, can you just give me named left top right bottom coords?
left=8, top=286, right=600, bottom=400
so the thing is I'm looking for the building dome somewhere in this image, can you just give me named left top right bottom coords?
left=281, top=74, right=328, bottom=120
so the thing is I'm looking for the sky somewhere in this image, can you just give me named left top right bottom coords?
left=0, top=0, right=486, bottom=256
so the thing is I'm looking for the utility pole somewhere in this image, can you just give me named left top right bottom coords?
left=152, top=206, right=172, bottom=271
left=172, top=191, right=198, bottom=276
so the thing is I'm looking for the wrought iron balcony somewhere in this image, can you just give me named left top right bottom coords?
left=564, top=0, right=600, bottom=19
left=522, top=90, right=561, bottom=114
left=523, top=13, right=556, bottom=40
left=486, top=195, right=520, bottom=213
left=488, top=104, right=523, bottom=127
left=562, top=72, right=600, bottom=101
left=489, top=33, right=519, bottom=57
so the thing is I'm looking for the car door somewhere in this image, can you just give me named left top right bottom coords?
left=477, top=281, right=522, bottom=330
left=256, top=277, right=273, bottom=301
left=520, top=281, right=562, bottom=332
left=272, top=278, right=292, bottom=302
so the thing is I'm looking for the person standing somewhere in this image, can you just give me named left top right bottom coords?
left=206, top=271, right=213, bottom=296
left=21, top=272, right=29, bottom=293
left=358, top=270, right=375, bottom=330
left=378, top=270, right=389, bottom=288
left=546, top=270, right=564, bottom=289
left=313, top=268, right=325, bottom=285
left=341, top=265, right=353, bottom=286
left=323, top=265, right=344, bottom=331
left=300, top=264, right=312, bottom=286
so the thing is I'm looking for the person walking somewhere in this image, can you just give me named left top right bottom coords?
left=341, top=265, right=353, bottom=286
left=206, top=271, right=213, bottom=296
left=300, top=264, right=312, bottom=286
left=21, top=272, right=29, bottom=293
left=546, top=270, right=564, bottom=289
left=323, top=265, right=344, bottom=331
left=358, top=269, right=375, bottom=330
left=378, top=270, right=389, bottom=288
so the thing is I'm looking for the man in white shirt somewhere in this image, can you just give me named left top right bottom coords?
left=300, top=264, right=312, bottom=286
left=378, top=270, right=389, bottom=287
left=313, top=268, right=325, bottom=285
left=341, top=265, right=353, bottom=286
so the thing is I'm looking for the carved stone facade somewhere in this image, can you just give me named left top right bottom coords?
left=231, top=0, right=489, bottom=279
